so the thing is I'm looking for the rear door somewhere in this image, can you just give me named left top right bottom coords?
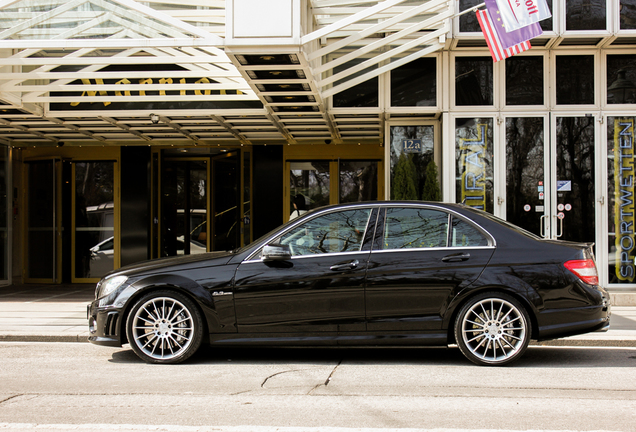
left=365, top=206, right=495, bottom=332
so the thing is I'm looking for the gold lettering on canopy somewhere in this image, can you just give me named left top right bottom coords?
left=67, top=77, right=244, bottom=106
left=460, top=124, right=488, bottom=210
left=615, top=118, right=635, bottom=281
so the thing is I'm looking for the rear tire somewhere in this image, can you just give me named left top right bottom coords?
left=455, top=292, right=531, bottom=366
left=126, top=290, right=204, bottom=364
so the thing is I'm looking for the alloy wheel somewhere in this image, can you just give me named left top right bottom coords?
left=456, top=294, right=530, bottom=366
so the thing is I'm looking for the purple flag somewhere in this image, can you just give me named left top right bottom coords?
left=485, top=0, right=542, bottom=49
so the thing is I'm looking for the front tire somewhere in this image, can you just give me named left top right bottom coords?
left=455, top=292, right=531, bottom=366
left=126, top=290, right=204, bottom=364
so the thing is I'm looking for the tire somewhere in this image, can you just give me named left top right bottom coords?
left=454, top=292, right=531, bottom=366
left=126, top=290, right=204, bottom=364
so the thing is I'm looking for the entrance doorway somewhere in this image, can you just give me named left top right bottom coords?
left=158, top=149, right=250, bottom=257
left=504, top=115, right=596, bottom=244
left=24, top=156, right=119, bottom=283
left=454, top=115, right=598, bottom=245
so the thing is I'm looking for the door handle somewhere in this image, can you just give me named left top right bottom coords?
left=442, top=253, right=471, bottom=263
left=330, top=259, right=359, bottom=271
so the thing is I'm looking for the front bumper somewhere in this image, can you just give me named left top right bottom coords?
left=87, top=300, right=124, bottom=347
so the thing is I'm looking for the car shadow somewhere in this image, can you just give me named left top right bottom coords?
left=108, top=345, right=636, bottom=368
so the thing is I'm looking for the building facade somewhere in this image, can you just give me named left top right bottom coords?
left=0, top=0, right=634, bottom=293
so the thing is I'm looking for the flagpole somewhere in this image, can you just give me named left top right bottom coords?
left=455, top=2, right=486, bottom=18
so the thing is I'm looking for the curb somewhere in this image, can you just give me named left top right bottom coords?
left=1, top=335, right=635, bottom=347
left=0, top=335, right=89, bottom=343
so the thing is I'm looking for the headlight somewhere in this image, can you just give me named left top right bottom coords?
left=96, top=275, right=128, bottom=300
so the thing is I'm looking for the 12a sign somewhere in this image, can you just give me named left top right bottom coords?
left=402, top=139, right=423, bottom=154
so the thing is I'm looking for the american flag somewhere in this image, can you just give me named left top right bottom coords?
left=476, top=8, right=532, bottom=62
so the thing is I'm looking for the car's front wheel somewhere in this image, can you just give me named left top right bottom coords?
left=126, top=290, right=204, bottom=364
left=455, top=292, right=531, bottom=366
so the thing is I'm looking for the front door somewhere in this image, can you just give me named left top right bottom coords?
left=503, top=115, right=597, bottom=244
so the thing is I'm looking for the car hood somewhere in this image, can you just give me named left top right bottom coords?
left=108, top=251, right=236, bottom=278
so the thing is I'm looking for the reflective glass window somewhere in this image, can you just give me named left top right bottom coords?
left=339, top=161, right=378, bottom=203
left=0, top=147, right=7, bottom=281
left=620, top=0, right=636, bottom=30
left=455, top=118, right=494, bottom=213
left=450, top=217, right=489, bottom=247
left=391, top=57, right=436, bottom=107
left=566, top=0, right=606, bottom=31
left=333, top=60, right=378, bottom=108
left=506, top=56, right=544, bottom=106
left=389, top=126, right=438, bottom=201
left=75, top=161, right=114, bottom=279
left=289, top=161, right=330, bottom=219
left=607, top=55, right=636, bottom=104
left=280, top=209, right=371, bottom=256
left=383, top=208, right=449, bottom=250
left=607, top=117, right=636, bottom=284
left=556, top=55, right=595, bottom=105
left=458, top=0, right=482, bottom=32
left=455, top=57, right=493, bottom=106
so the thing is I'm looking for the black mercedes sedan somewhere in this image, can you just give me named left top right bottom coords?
left=88, top=202, right=611, bottom=366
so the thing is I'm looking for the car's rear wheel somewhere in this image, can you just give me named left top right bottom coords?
left=126, top=290, right=203, bottom=364
left=455, top=292, right=531, bottom=366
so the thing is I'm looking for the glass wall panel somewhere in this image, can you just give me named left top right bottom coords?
left=539, top=0, right=553, bottom=32
left=505, top=118, right=545, bottom=236
left=620, top=0, right=636, bottom=30
left=75, top=161, right=114, bottom=279
left=608, top=117, right=636, bottom=284
left=607, top=55, right=636, bottom=104
left=391, top=57, right=436, bottom=107
left=339, top=161, right=377, bottom=203
left=389, top=126, right=438, bottom=201
left=333, top=60, right=378, bottom=108
left=214, top=154, right=239, bottom=252
left=458, top=0, right=482, bottom=32
left=555, top=117, right=596, bottom=244
left=243, top=151, right=252, bottom=245
left=506, top=56, right=544, bottom=106
left=27, top=161, right=55, bottom=280
left=455, top=57, right=493, bottom=106
left=566, top=0, right=606, bottom=31
left=556, top=55, right=595, bottom=105
left=289, top=161, right=330, bottom=218
left=455, top=118, right=494, bottom=213
left=0, top=147, right=6, bottom=281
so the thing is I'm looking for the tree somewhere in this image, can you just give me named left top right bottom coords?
left=421, top=160, right=441, bottom=201
left=392, top=153, right=418, bottom=200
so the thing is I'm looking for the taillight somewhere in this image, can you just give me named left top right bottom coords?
left=564, top=259, right=599, bottom=286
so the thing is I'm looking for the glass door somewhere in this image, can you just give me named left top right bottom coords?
left=162, top=158, right=210, bottom=257
left=72, top=161, right=117, bottom=282
left=502, top=115, right=597, bottom=244
left=551, top=115, right=597, bottom=243
left=504, top=116, right=549, bottom=237
left=25, top=159, right=61, bottom=283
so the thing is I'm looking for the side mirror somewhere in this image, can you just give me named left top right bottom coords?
left=262, top=244, right=292, bottom=262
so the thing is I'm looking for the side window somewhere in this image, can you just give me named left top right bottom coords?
left=450, top=217, right=489, bottom=247
left=384, top=208, right=449, bottom=250
left=279, top=209, right=371, bottom=256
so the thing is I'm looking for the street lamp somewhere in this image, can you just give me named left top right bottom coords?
left=608, top=68, right=636, bottom=104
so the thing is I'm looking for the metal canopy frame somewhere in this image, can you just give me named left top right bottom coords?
left=1, top=0, right=630, bottom=147
left=0, top=0, right=457, bottom=146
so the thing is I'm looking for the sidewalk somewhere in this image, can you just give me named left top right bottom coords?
left=0, top=284, right=635, bottom=346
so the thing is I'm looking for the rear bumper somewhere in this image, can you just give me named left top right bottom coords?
left=536, top=287, right=611, bottom=340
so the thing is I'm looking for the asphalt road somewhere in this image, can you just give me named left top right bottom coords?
left=1, top=342, right=635, bottom=432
